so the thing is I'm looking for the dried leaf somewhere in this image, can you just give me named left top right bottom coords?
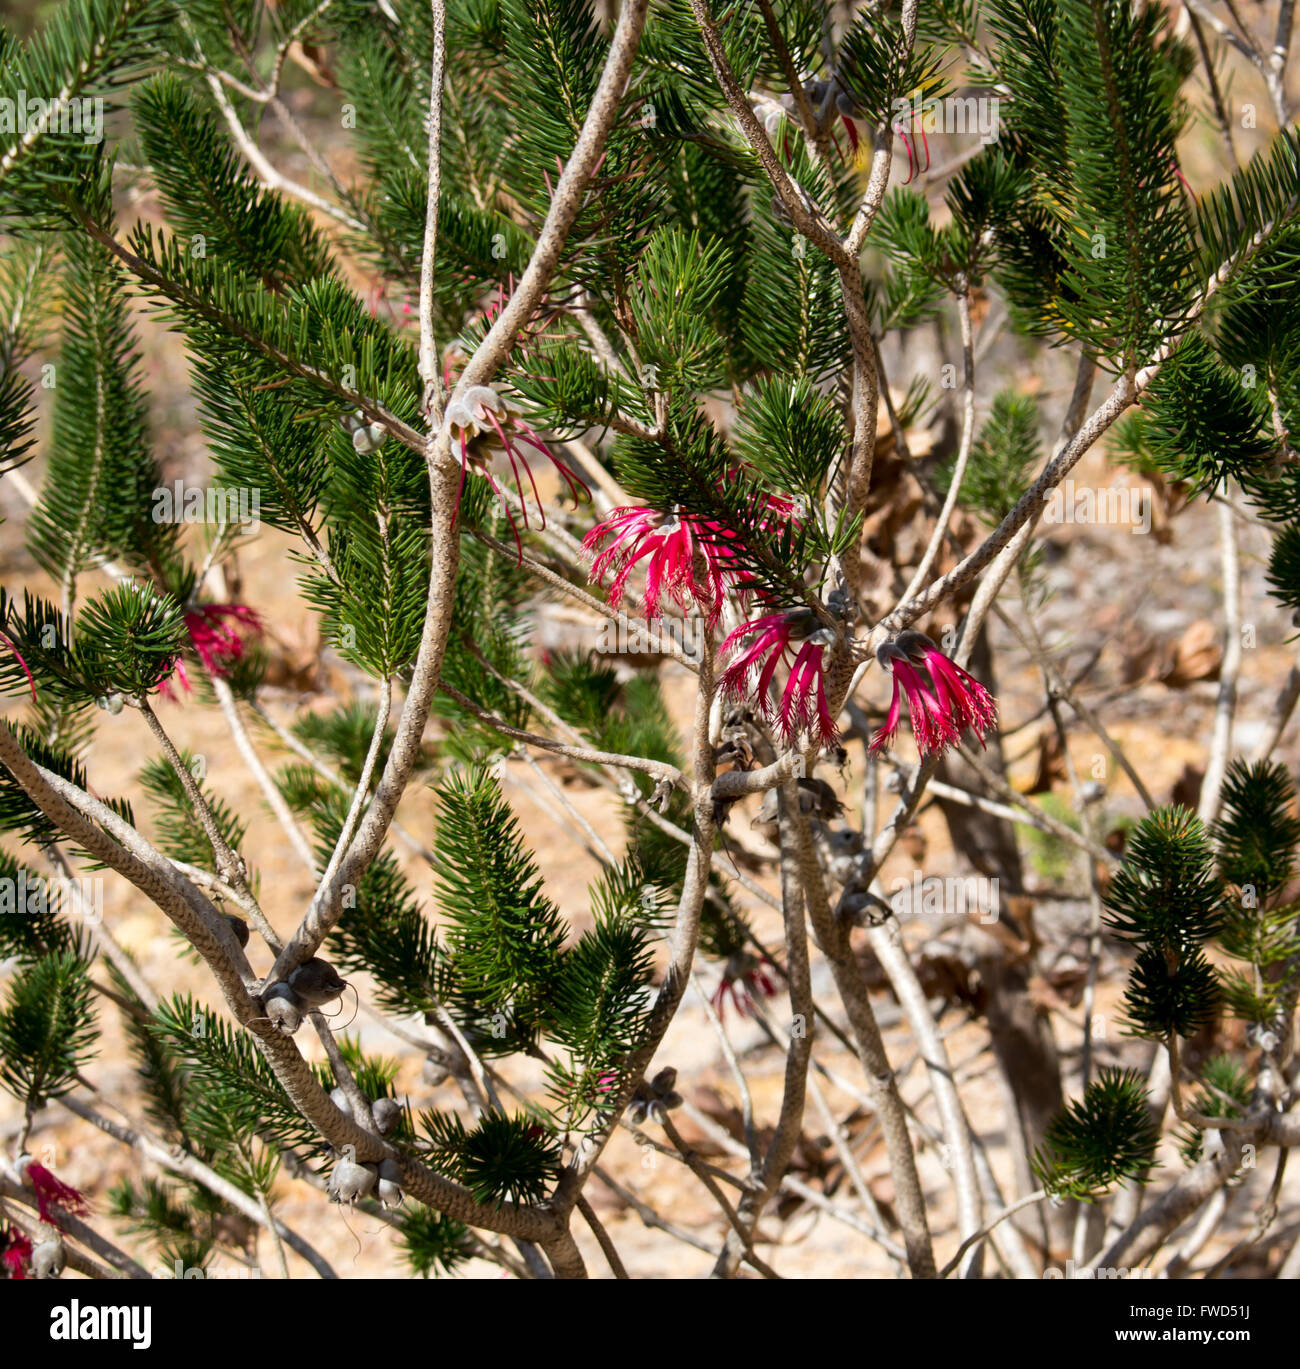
left=1158, top=619, right=1221, bottom=688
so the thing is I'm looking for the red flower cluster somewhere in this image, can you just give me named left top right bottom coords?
left=18, top=1158, right=90, bottom=1226
left=2, top=1160, right=87, bottom=1279
left=584, top=490, right=801, bottom=625
left=721, top=607, right=839, bottom=745
left=1, top=1228, right=31, bottom=1279
left=584, top=507, right=734, bottom=624
left=711, top=952, right=780, bottom=1020
left=161, top=603, right=261, bottom=698
left=870, top=631, right=997, bottom=758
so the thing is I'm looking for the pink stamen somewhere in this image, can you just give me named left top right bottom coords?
left=486, top=409, right=538, bottom=531
left=482, top=467, right=524, bottom=561
left=514, top=417, right=590, bottom=503
left=451, top=430, right=473, bottom=531
left=841, top=113, right=859, bottom=154
left=25, top=1162, right=89, bottom=1227
left=499, top=425, right=551, bottom=519
left=0, top=629, right=37, bottom=700
left=896, top=123, right=917, bottom=183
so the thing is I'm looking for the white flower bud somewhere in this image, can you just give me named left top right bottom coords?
left=351, top=421, right=386, bottom=454
left=376, top=1157, right=404, bottom=1209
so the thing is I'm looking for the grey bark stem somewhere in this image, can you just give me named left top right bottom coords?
left=212, top=674, right=319, bottom=877
left=418, top=0, right=448, bottom=424
left=552, top=642, right=718, bottom=1212
left=866, top=911, right=984, bottom=1276
left=1197, top=495, right=1241, bottom=826
left=711, top=779, right=814, bottom=1277
left=796, top=802, right=936, bottom=1276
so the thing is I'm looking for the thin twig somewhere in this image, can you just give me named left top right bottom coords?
left=418, top=0, right=448, bottom=426
left=1198, top=496, right=1241, bottom=826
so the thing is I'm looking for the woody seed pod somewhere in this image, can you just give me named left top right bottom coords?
left=649, top=1067, right=677, bottom=1094
left=376, top=1157, right=404, bottom=1209
left=287, top=957, right=347, bottom=1008
left=797, top=776, right=844, bottom=821
left=328, top=1156, right=377, bottom=1205
left=262, top=982, right=303, bottom=1035
left=371, top=1097, right=402, bottom=1135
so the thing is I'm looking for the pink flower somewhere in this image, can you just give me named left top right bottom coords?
left=583, top=507, right=732, bottom=623
left=892, top=110, right=931, bottom=184
left=20, top=1160, right=89, bottom=1227
left=1, top=1228, right=31, bottom=1278
left=186, top=604, right=260, bottom=675
left=721, top=607, right=839, bottom=745
left=161, top=603, right=260, bottom=698
left=583, top=484, right=802, bottom=622
left=711, top=952, right=779, bottom=1020
left=445, top=383, right=589, bottom=559
left=755, top=492, right=803, bottom=528
left=870, top=631, right=996, bottom=757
